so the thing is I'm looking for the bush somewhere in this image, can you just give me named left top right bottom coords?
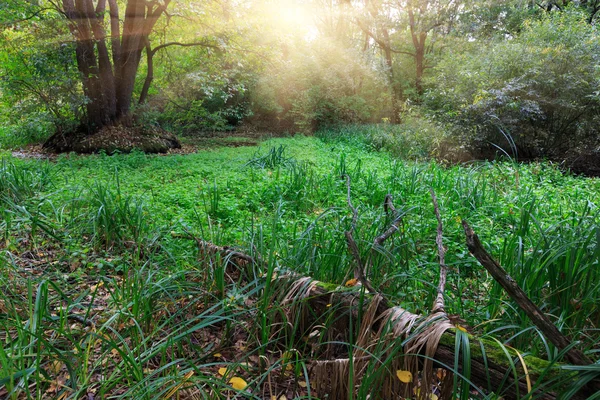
left=249, top=40, right=390, bottom=133
left=156, top=68, right=253, bottom=134
left=425, top=9, right=600, bottom=161
left=316, top=114, right=442, bottom=160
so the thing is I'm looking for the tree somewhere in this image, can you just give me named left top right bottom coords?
left=356, top=0, right=404, bottom=123
left=50, top=0, right=172, bottom=131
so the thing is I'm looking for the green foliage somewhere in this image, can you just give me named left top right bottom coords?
left=157, top=68, right=253, bottom=134
left=250, top=41, right=389, bottom=132
left=0, top=12, right=83, bottom=144
left=1, top=134, right=600, bottom=398
left=426, top=9, right=600, bottom=160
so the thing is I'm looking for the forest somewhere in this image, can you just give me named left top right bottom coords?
left=1, top=0, right=599, bottom=399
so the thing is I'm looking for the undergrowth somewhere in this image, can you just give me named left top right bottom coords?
left=0, top=134, right=599, bottom=398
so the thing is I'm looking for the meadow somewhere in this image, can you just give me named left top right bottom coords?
left=1, top=130, right=599, bottom=399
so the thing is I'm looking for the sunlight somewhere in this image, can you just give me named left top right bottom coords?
left=261, top=0, right=318, bottom=41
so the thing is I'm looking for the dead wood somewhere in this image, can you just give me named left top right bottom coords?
left=343, top=174, right=382, bottom=298
left=430, top=188, right=448, bottom=314
left=462, top=220, right=592, bottom=366
left=184, top=237, right=593, bottom=400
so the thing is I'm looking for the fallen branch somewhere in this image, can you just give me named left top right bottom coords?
left=430, top=189, right=448, bottom=314
left=183, top=237, right=594, bottom=400
left=462, top=220, right=592, bottom=367
left=343, top=175, right=385, bottom=300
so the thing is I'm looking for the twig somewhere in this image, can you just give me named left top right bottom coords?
left=343, top=175, right=380, bottom=297
left=462, top=220, right=592, bottom=366
left=65, top=314, right=95, bottom=327
left=430, top=189, right=447, bottom=314
left=374, top=194, right=402, bottom=247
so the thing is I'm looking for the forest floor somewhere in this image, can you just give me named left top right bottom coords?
left=1, top=133, right=599, bottom=399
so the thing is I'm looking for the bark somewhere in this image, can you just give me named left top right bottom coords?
left=59, top=0, right=172, bottom=132
left=357, top=1, right=403, bottom=123
left=462, top=221, right=593, bottom=367
left=408, top=7, right=426, bottom=96
left=183, top=237, right=597, bottom=400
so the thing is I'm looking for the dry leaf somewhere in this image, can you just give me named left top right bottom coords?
left=396, top=370, right=412, bottom=383
left=229, top=376, right=247, bottom=390
left=218, top=367, right=227, bottom=376
left=345, top=278, right=358, bottom=287
left=298, top=381, right=307, bottom=388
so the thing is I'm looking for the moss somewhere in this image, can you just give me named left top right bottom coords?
left=439, top=329, right=569, bottom=384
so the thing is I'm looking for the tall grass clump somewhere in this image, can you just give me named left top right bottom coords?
left=0, top=159, right=52, bottom=205
left=245, top=145, right=295, bottom=169
left=83, top=180, right=151, bottom=251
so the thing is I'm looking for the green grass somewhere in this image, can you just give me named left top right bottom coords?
left=1, top=132, right=599, bottom=398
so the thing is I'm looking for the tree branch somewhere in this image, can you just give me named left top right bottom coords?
left=462, top=220, right=593, bottom=366
left=149, top=40, right=221, bottom=56
left=430, top=189, right=447, bottom=314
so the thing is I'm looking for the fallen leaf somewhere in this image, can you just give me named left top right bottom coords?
left=396, top=370, right=412, bottom=383
left=49, top=360, right=63, bottom=374
left=218, top=367, right=227, bottom=376
left=213, top=353, right=222, bottom=358
left=298, top=381, right=307, bottom=388
left=345, top=278, right=358, bottom=287
left=229, top=376, right=247, bottom=390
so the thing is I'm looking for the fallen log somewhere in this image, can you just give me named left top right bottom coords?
left=185, top=237, right=594, bottom=400
left=177, top=187, right=597, bottom=399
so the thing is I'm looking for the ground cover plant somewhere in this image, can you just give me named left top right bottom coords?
left=1, top=133, right=599, bottom=398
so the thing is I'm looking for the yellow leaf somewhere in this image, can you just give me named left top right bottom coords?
left=49, top=360, right=63, bottom=374
left=396, top=370, right=412, bottom=383
left=456, top=325, right=468, bottom=333
left=345, top=278, right=358, bottom=287
left=431, top=394, right=439, bottom=400
left=298, top=381, right=307, bottom=388
left=218, top=367, right=227, bottom=376
left=213, top=353, right=222, bottom=358
left=229, top=376, right=247, bottom=390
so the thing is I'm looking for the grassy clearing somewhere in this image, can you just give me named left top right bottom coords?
left=1, top=132, right=599, bottom=398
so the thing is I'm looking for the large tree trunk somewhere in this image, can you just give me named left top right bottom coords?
left=408, top=7, right=426, bottom=97
left=61, top=0, right=170, bottom=132
left=44, top=0, right=181, bottom=153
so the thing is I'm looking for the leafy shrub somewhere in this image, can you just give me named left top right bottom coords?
left=0, top=31, right=84, bottom=146
left=250, top=41, right=389, bottom=133
left=158, top=68, right=253, bottom=134
left=425, top=10, right=600, bottom=161
left=317, top=116, right=442, bottom=160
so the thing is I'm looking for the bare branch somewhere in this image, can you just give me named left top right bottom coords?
left=430, top=189, right=447, bottom=314
left=462, top=220, right=593, bottom=366
left=343, top=175, right=380, bottom=297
